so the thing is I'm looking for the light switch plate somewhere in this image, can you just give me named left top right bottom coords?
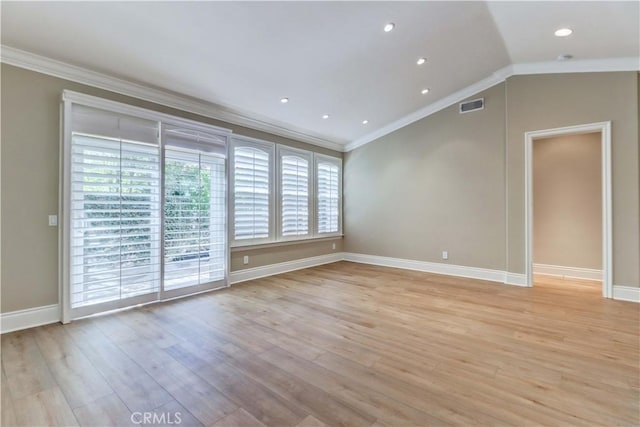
left=48, top=215, right=58, bottom=226
left=243, top=255, right=249, bottom=265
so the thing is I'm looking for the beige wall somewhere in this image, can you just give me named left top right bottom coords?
left=344, top=84, right=507, bottom=270
left=231, top=239, right=342, bottom=271
left=0, top=64, right=342, bottom=313
left=533, top=133, right=602, bottom=269
left=506, top=72, right=639, bottom=286
left=345, top=72, right=639, bottom=288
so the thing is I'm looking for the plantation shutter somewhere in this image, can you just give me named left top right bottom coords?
left=164, top=128, right=226, bottom=291
left=232, top=142, right=273, bottom=241
left=316, top=157, right=341, bottom=234
left=280, top=150, right=311, bottom=237
left=70, top=105, right=161, bottom=310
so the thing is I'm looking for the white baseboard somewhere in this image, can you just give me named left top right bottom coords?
left=229, top=252, right=343, bottom=284
left=1, top=304, right=60, bottom=334
left=505, top=272, right=529, bottom=287
left=533, top=263, right=602, bottom=281
left=612, top=286, right=640, bottom=303
left=343, top=252, right=526, bottom=286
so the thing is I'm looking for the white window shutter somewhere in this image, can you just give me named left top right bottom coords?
left=233, top=144, right=273, bottom=241
left=316, top=157, right=341, bottom=234
left=70, top=130, right=161, bottom=308
left=280, top=154, right=310, bottom=236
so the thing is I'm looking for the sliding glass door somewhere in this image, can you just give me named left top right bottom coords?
left=64, top=96, right=228, bottom=321
left=162, top=128, right=227, bottom=299
left=69, top=105, right=162, bottom=318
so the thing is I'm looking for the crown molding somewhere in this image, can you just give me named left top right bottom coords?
left=0, top=45, right=346, bottom=152
left=346, top=56, right=640, bottom=152
left=345, top=64, right=513, bottom=151
left=2, top=46, right=637, bottom=154
left=511, top=56, right=640, bottom=75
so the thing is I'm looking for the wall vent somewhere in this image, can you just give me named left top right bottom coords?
left=459, top=98, right=484, bottom=114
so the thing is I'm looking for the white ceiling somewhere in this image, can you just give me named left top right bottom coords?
left=1, top=1, right=638, bottom=149
left=487, top=1, right=639, bottom=64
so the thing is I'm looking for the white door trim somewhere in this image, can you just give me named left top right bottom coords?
left=524, top=121, right=612, bottom=297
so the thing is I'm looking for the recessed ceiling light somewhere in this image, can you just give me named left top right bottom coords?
left=417, top=57, right=426, bottom=65
left=362, top=120, right=369, bottom=125
left=322, top=114, right=330, bottom=119
left=280, top=97, right=289, bottom=103
left=384, top=23, right=395, bottom=32
left=421, top=88, right=430, bottom=95
left=554, top=28, right=572, bottom=37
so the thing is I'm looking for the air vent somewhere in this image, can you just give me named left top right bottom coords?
left=459, top=98, right=484, bottom=114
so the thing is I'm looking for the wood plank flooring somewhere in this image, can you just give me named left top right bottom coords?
left=1, top=261, right=639, bottom=426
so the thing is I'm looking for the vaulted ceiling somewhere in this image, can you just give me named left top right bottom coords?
left=2, top=1, right=638, bottom=150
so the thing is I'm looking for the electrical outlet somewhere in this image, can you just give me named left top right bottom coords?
left=332, top=242, right=336, bottom=250
left=48, top=215, right=58, bottom=226
left=442, top=251, right=448, bottom=260
left=243, top=255, right=249, bottom=265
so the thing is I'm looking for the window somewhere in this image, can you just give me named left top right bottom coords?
left=231, top=137, right=275, bottom=244
left=63, top=92, right=229, bottom=321
left=278, top=147, right=312, bottom=238
left=316, top=155, right=342, bottom=235
left=231, top=136, right=342, bottom=246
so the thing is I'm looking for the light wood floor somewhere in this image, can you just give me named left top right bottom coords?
left=2, top=261, right=639, bottom=426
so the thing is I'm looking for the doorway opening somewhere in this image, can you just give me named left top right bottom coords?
left=524, top=122, right=612, bottom=297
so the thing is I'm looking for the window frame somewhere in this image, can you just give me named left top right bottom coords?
left=230, top=137, right=343, bottom=248
left=314, top=153, right=343, bottom=237
left=229, top=135, right=276, bottom=247
left=276, top=145, right=314, bottom=241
